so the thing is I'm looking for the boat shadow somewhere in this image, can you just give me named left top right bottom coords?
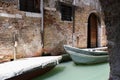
left=72, top=61, right=109, bottom=66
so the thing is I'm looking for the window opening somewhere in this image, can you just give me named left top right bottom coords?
left=19, top=0, right=40, bottom=13
left=60, top=3, right=73, bottom=21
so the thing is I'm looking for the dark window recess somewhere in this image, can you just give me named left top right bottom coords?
left=60, top=4, right=73, bottom=21
left=19, top=0, right=40, bottom=13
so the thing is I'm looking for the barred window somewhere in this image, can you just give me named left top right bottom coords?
left=19, top=0, right=40, bottom=13
left=60, top=3, right=73, bottom=21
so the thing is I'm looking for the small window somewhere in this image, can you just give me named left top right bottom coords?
left=60, top=3, right=73, bottom=21
left=19, top=0, right=40, bottom=13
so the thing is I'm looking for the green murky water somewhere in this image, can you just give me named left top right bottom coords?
left=33, top=61, right=110, bottom=80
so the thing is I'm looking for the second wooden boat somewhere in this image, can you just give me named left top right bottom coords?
left=64, top=45, right=108, bottom=64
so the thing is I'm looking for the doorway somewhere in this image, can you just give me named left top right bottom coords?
left=87, top=13, right=99, bottom=48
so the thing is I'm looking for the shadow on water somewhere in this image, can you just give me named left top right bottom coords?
left=33, top=61, right=109, bottom=80
left=72, top=61, right=109, bottom=67
left=33, top=66, right=65, bottom=80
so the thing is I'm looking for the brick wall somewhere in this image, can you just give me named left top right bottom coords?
left=0, top=1, right=42, bottom=62
left=0, top=0, right=107, bottom=61
left=43, top=0, right=107, bottom=55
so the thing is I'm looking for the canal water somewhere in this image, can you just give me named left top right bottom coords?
left=33, top=61, right=110, bottom=80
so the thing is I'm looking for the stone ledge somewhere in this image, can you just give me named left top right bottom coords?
left=0, top=13, right=22, bottom=18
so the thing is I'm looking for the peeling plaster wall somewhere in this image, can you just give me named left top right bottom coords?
left=44, top=10, right=73, bottom=55
left=0, top=0, right=107, bottom=60
left=44, top=0, right=107, bottom=55
left=0, top=1, right=42, bottom=62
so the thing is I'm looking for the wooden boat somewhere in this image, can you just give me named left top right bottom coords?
left=64, top=45, right=108, bottom=64
left=0, top=56, right=62, bottom=80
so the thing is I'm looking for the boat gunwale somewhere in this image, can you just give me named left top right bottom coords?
left=67, top=50, right=109, bottom=58
left=63, top=45, right=108, bottom=56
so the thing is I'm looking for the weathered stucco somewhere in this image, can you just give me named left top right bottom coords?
left=44, top=0, right=107, bottom=55
left=0, top=1, right=42, bottom=61
left=0, top=0, right=107, bottom=62
left=44, top=9, right=73, bottom=55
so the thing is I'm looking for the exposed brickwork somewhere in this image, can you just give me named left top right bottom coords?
left=43, top=0, right=107, bottom=55
left=0, top=0, right=107, bottom=62
left=0, top=1, right=42, bottom=62
left=44, top=9, right=73, bottom=55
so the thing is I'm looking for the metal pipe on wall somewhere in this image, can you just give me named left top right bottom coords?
left=72, top=0, right=75, bottom=46
left=40, top=0, right=44, bottom=48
